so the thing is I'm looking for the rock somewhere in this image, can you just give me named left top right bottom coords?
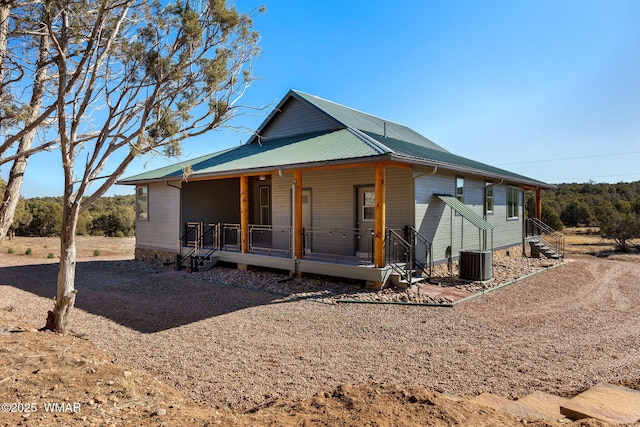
left=152, top=408, right=167, bottom=417
left=94, top=395, right=107, bottom=404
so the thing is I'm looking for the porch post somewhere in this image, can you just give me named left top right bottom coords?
left=240, top=175, right=249, bottom=254
left=374, top=163, right=386, bottom=268
left=294, top=170, right=303, bottom=261
left=535, top=186, right=542, bottom=219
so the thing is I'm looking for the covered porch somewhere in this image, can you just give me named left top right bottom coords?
left=176, top=162, right=430, bottom=287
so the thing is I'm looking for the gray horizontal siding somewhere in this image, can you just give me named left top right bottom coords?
left=272, top=166, right=413, bottom=256
left=415, top=171, right=524, bottom=264
left=261, top=98, right=340, bottom=140
left=136, top=182, right=181, bottom=252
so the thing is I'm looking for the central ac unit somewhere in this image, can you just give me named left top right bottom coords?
left=459, top=250, right=493, bottom=281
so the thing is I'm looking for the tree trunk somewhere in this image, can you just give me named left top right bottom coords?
left=45, top=205, right=79, bottom=333
left=0, top=147, right=28, bottom=240
left=0, top=28, right=49, bottom=241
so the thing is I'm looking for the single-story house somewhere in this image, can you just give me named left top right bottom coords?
left=119, top=89, right=558, bottom=287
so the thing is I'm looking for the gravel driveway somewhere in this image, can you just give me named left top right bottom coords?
left=1, top=256, right=639, bottom=411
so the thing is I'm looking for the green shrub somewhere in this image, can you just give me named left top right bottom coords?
left=7, top=248, right=14, bottom=254
left=115, top=230, right=125, bottom=238
left=47, top=253, right=55, bottom=259
left=93, top=249, right=101, bottom=257
left=25, top=248, right=32, bottom=255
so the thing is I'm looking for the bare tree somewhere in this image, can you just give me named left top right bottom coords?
left=0, top=2, right=63, bottom=240
left=41, top=0, right=262, bottom=333
left=0, top=13, right=51, bottom=240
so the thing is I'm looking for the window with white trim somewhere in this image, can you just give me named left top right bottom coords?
left=136, top=185, right=149, bottom=220
left=456, top=177, right=464, bottom=203
left=507, top=186, right=519, bottom=219
left=485, top=181, right=494, bottom=214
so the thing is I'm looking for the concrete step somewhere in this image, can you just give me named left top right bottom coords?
left=501, top=391, right=569, bottom=421
left=560, top=382, right=640, bottom=424
left=468, top=392, right=512, bottom=410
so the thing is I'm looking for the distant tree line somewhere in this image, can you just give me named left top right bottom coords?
left=0, top=178, right=134, bottom=238
left=526, top=181, right=640, bottom=251
left=3, top=178, right=640, bottom=250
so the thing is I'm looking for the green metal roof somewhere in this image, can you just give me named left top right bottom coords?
left=436, top=195, right=494, bottom=231
left=119, top=129, right=386, bottom=183
left=365, top=132, right=552, bottom=188
left=120, top=89, right=555, bottom=189
left=291, top=90, right=449, bottom=153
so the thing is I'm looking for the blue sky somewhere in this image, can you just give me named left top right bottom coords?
left=4, top=0, right=640, bottom=198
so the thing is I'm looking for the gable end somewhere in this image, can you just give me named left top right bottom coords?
left=259, top=97, right=342, bottom=141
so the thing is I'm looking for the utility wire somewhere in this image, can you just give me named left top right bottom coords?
left=496, top=151, right=640, bottom=166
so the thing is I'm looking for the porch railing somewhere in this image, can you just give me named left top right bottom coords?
left=177, top=222, right=433, bottom=281
left=249, top=224, right=291, bottom=257
left=302, top=227, right=374, bottom=264
left=221, top=223, right=241, bottom=252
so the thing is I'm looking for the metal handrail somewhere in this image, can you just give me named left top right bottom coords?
left=385, top=228, right=413, bottom=283
left=221, top=223, right=241, bottom=252
left=408, top=226, right=433, bottom=278
left=526, top=218, right=565, bottom=259
left=302, top=227, right=374, bottom=264
left=248, top=224, right=292, bottom=256
left=177, top=222, right=203, bottom=270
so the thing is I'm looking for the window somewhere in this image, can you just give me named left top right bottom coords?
left=259, top=186, right=270, bottom=225
left=363, top=191, right=375, bottom=221
left=136, top=185, right=148, bottom=220
left=485, top=181, right=494, bottom=214
left=456, top=177, right=464, bottom=203
left=507, top=186, right=519, bottom=219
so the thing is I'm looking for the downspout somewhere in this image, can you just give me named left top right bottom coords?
left=166, top=181, right=183, bottom=266
left=412, top=166, right=438, bottom=225
left=278, top=169, right=298, bottom=275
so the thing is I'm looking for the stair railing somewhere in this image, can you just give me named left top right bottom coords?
left=408, top=226, right=433, bottom=278
left=177, top=222, right=203, bottom=270
left=385, top=228, right=413, bottom=283
left=526, top=217, right=565, bottom=259
left=199, top=223, right=220, bottom=262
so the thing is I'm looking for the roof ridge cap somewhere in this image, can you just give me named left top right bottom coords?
left=292, top=90, right=408, bottom=128
left=347, top=127, right=391, bottom=155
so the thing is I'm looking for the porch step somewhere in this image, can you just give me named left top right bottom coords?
left=196, top=254, right=218, bottom=272
left=530, top=241, right=560, bottom=259
left=388, top=272, right=425, bottom=289
left=560, top=383, right=640, bottom=424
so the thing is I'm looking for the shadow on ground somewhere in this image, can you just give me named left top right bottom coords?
left=0, top=260, right=281, bottom=334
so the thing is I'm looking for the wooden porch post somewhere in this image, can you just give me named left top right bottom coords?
left=535, top=186, right=542, bottom=220
left=374, top=163, right=386, bottom=268
left=294, top=170, right=303, bottom=261
left=240, top=175, right=249, bottom=254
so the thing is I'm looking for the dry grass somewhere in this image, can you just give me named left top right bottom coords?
left=563, top=227, right=640, bottom=260
left=0, top=235, right=135, bottom=261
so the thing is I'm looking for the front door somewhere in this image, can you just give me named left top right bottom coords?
left=356, top=186, right=375, bottom=255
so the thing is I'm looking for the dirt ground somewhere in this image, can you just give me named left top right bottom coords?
left=0, top=232, right=637, bottom=426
